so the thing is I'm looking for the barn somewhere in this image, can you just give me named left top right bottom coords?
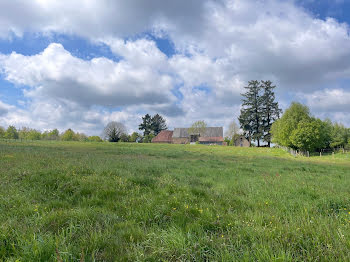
left=234, top=135, right=250, bottom=147
left=151, top=130, right=173, bottom=143
left=152, top=127, right=224, bottom=145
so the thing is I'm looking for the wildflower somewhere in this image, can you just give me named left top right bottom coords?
left=199, top=209, right=203, bottom=213
left=173, top=207, right=176, bottom=210
left=221, top=235, right=224, bottom=238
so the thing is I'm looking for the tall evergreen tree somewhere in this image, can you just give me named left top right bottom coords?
left=260, top=80, right=282, bottom=147
left=139, top=114, right=153, bottom=136
left=239, top=80, right=263, bottom=146
left=151, top=114, right=167, bottom=136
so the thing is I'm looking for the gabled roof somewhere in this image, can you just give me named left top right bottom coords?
left=234, top=135, right=249, bottom=141
left=172, top=127, right=223, bottom=138
left=152, top=130, right=173, bottom=143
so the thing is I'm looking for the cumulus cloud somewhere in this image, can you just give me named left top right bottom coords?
left=0, top=100, right=13, bottom=116
left=0, top=0, right=208, bottom=39
left=1, top=0, right=350, bottom=133
left=304, top=88, right=350, bottom=113
left=0, top=43, right=178, bottom=109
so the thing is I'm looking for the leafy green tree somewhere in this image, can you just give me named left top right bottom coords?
left=19, top=127, right=41, bottom=140
left=119, top=133, right=129, bottom=142
left=151, top=114, right=167, bottom=135
left=143, top=133, right=155, bottom=143
left=271, top=102, right=311, bottom=148
left=19, top=127, right=30, bottom=139
left=61, top=129, right=78, bottom=141
left=0, top=126, right=4, bottom=138
left=76, top=133, right=88, bottom=141
left=239, top=80, right=263, bottom=146
left=129, top=132, right=141, bottom=142
left=88, top=136, right=103, bottom=142
left=139, top=114, right=153, bottom=136
left=4, top=126, right=19, bottom=139
left=290, top=118, right=329, bottom=152
left=42, top=129, right=60, bottom=140
left=188, top=120, right=207, bottom=136
left=27, top=130, right=42, bottom=140
left=260, top=80, right=282, bottom=147
left=330, top=123, right=348, bottom=148
left=103, top=122, right=127, bottom=142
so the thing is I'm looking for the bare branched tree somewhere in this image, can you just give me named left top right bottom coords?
left=102, top=122, right=127, bottom=142
left=188, top=120, right=207, bottom=136
left=225, top=121, right=240, bottom=140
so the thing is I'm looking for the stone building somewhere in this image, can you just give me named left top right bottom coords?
left=234, top=135, right=250, bottom=147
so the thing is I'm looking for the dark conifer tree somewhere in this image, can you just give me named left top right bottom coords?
left=138, top=114, right=153, bottom=136
left=261, top=80, right=282, bottom=147
left=151, top=114, right=167, bottom=136
left=239, top=80, right=263, bottom=146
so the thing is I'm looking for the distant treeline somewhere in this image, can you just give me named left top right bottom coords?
left=0, top=126, right=102, bottom=142
left=0, top=125, right=156, bottom=143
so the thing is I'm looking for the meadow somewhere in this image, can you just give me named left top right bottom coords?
left=0, top=140, right=350, bottom=261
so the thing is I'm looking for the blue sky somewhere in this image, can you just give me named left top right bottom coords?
left=0, top=0, right=349, bottom=135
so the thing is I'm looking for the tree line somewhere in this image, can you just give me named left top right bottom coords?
left=0, top=126, right=103, bottom=142
left=271, top=102, right=350, bottom=152
left=237, top=80, right=350, bottom=151
left=0, top=113, right=169, bottom=143
left=102, top=113, right=167, bottom=143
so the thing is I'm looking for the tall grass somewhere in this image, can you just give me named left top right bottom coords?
left=0, top=141, right=349, bottom=261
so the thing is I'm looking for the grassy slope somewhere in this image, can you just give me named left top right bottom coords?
left=0, top=141, right=350, bottom=261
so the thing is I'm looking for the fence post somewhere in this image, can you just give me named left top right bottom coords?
left=320, top=151, right=322, bottom=157
left=307, top=151, right=309, bottom=157
left=332, top=152, right=334, bottom=159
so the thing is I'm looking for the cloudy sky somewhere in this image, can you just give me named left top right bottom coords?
left=0, top=0, right=350, bottom=135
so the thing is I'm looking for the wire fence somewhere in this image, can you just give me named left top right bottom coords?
left=279, top=146, right=350, bottom=157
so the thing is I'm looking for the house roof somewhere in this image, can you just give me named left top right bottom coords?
left=173, top=127, right=223, bottom=138
left=234, top=135, right=249, bottom=141
left=199, top=136, right=224, bottom=142
left=152, top=130, right=173, bottom=143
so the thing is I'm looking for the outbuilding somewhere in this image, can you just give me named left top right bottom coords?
left=234, top=135, right=250, bottom=147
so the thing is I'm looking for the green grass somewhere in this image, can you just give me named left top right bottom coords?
left=0, top=141, right=350, bottom=261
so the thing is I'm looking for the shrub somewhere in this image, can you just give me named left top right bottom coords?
left=88, top=136, right=103, bottom=142
left=4, top=126, right=19, bottom=139
left=61, top=129, right=78, bottom=141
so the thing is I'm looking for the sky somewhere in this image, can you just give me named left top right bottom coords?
left=0, top=0, right=350, bottom=136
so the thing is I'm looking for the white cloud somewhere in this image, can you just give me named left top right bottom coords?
left=0, top=100, right=14, bottom=116
left=0, top=0, right=208, bottom=39
left=304, top=88, right=350, bottom=113
left=0, top=43, right=177, bottom=108
left=1, top=0, right=350, bottom=133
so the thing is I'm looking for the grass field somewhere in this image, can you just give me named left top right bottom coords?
left=0, top=141, right=350, bottom=261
